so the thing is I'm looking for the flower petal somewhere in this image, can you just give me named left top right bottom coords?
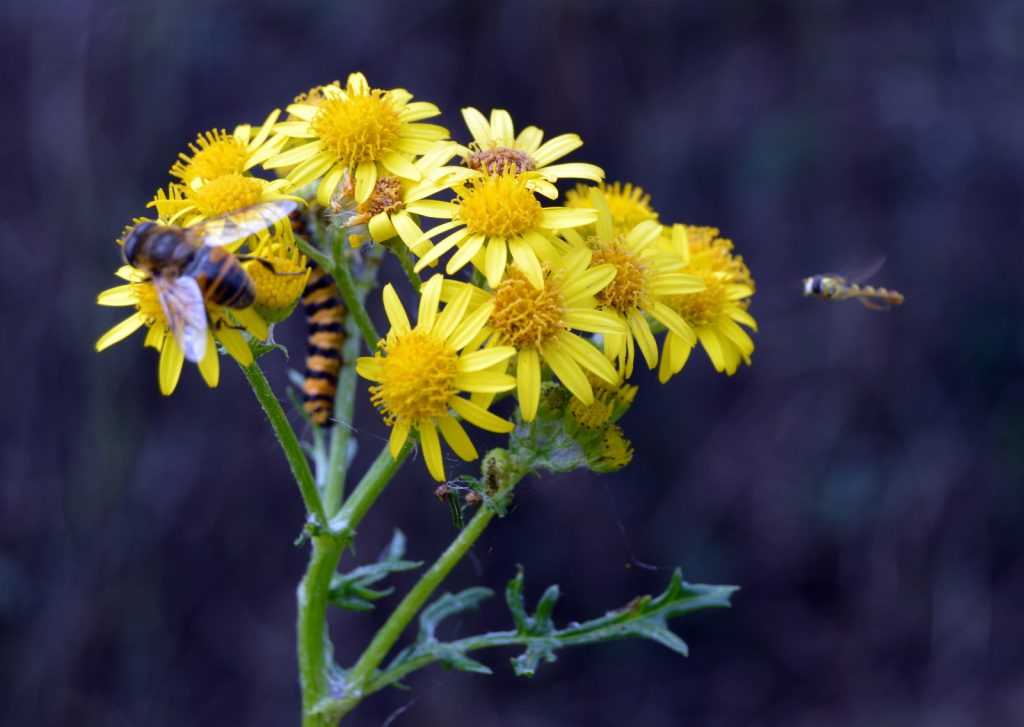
left=516, top=348, right=541, bottom=421
left=438, top=415, right=478, bottom=462
left=450, top=396, right=514, bottom=433
left=458, top=346, right=516, bottom=372
left=455, top=371, right=517, bottom=393
left=542, top=342, right=593, bottom=404
left=96, top=315, right=145, bottom=351
left=389, top=418, right=410, bottom=458
left=158, top=337, right=185, bottom=395
left=354, top=160, right=377, bottom=203
left=382, top=283, right=411, bottom=335
left=419, top=423, right=445, bottom=481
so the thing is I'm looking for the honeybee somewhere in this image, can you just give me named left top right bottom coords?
left=122, top=200, right=298, bottom=362
left=803, top=257, right=904, bottom=310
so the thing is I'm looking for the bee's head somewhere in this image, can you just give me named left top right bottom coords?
left=122, top=221, right=155, bottom=268
left=802, top=277, right=817, bottom=296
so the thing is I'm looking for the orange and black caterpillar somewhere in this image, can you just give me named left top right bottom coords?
left=292, top=210, right=347, bottom=427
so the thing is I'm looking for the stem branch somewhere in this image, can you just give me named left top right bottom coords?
left=243, top=361, right=326, bottom=526
left=337, top=504, right=497, bottom=715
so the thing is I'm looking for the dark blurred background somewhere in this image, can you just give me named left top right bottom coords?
left=3, top=0, right=1024, bottom=724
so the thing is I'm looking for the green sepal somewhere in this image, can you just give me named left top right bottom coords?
left=327, top=530, right=422, bottom=612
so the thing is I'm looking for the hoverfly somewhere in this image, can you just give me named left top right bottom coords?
left=802, top=257, right=904, bottom=310
left=122, top=200, right=298, bottom=362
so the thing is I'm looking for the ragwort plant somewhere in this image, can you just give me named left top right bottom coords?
left=96, top=72, right=756, bottom=725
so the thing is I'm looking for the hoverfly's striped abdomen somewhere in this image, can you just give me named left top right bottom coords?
left=185, top=246, right=255, bottom=308
left=301, top=265, right=347, bottom=426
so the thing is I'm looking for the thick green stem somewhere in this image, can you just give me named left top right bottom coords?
left=298, top=535, right=345, bottom=726
left=298, top=443, right=411, bottom=724
left=337, top=504, right=497, bottom=716
left=243, top=362, right=326, bottom=527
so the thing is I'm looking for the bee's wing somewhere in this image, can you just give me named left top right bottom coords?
left=185, top=200, right=300, bottom=248
left=153, top=275, right=208, bottom=362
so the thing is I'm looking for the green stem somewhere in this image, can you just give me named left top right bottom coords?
left=385, top=239, right=422, bottom=292
left=243, top=361, right=326, bottom=527
left=337, top=504, right=498, bottom=716
left=298, top=442, right=412, bottom=724
left=327, top=442, right=412, bottom=536
left=321, top=297, right=365, bottom=516
left=333, top=255, right=380, bottom=351
left=298, top=535, right=345, bottom=727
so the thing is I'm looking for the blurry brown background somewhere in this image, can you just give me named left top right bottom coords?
left=2, top=0, right=1023, bottom=725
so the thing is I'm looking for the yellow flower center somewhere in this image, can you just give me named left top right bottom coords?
left=457, top=170, right=543, bottom=238
left=172, top=131, right=248, bottom=184
left=370, top=330, right=459, bottom=426
left=311, top=91, right=402, bottom=167
left=245, top=248, right=310, bottom=320
left=670, top=269, right=726, bottom=328
left=688, top=232, right=755, bottom=292
left=346, top=175, right=406, bottom=225
left=463, top=146, right=536, bottom=175
left=133, top=282, right=166, bottom=326
left=188, top=174, right=264, bottom=217
left=566, top=182, right=658, bottom=233
left=488, top=268, right=566, bottom=349
left=590, top=243, right=650, bottom=313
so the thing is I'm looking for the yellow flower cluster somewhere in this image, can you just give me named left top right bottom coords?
left=96, top=71, right=757, bottom=480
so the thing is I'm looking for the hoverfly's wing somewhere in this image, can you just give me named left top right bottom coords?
left=185, top=200, right=299, bottom=248
left=153, top=275, right=208, bottom=362
left=842, top=255, right=887, bottom=285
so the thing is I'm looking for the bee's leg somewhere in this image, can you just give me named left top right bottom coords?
left=237, top=254, right=306, bottom=276
left=210, top=317, right=247, bottom=332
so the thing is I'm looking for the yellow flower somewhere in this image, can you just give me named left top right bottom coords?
left=356, top=275, right=518, bottom=481
left=441, top=248, right=625, bottom=421
left=565, top=189, right=705, bottom=377
left=590, top=425, right=634, bottom=473
left=171, top=175, right=301, bottom=225
left=244, top=234, right=310, bottom=323
left=658, top=224, right=757, bottom=380
left=457, top=107, right=604, bottom=198
left=413, top=168, right=597, bottom=289
left=96, top=266, right=268, bottom=395
left=564, top=181, right=658, bottom=236
left=329, top=142, right=474, bottom=254
left=266, top=72, right=449, bottom=207
left=171, top=110, right=286, bottom=185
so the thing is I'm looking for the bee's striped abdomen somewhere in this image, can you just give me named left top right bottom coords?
left=301, top=264, right=347, bottom=427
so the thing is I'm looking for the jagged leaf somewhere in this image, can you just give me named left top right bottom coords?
left=328, top=530, right=422, bottom=612
left=417, top=587, right=494, bottom=643
left=376, top=568, right=735, bottom=690
left=504, top=568, right=735, bottom=677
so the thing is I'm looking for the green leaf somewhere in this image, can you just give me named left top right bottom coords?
left=248, top=337, right=288, bottom=360
left=417, top=587, right=494, bottom=643
left=375, top=567, right=736, bottom=690
left=384, top=586, right=496, bottom=677
left=327, top=530, right=422, bottom=612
